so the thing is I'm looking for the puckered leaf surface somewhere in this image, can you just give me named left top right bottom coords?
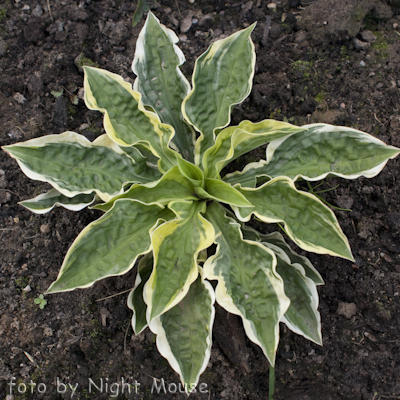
left=266, top=123, right=400, bottom=181
left=182, top=24, right=256, bottom=164
left=84, top=66, right=178, bottom=171
left=203, top=119, right=302, bottom=178
left=149, top=272, right=215, bottom=393
left=128, top=253, right=153, bottom=335
left=261, top=233, right=322, bottom=344
left=132, top=12, right=195, bottom=162
left=204, top=203, right=289, bottom=365
left=47, top=200, right=173, bottom=293
left=118, top=144, right=162, bottom=181
left=223, top=163, right=270, bottom=188
left=19, top=189, right=96, bottom=214
left=3, top=133, right=151, bottom=202
left=234, top=177, right=354, bottom=260
left=259, top=232, right=324, bottom=285
left=145, top=201, right=215, bottom=322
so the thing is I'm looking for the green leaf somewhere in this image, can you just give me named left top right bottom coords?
left=223, top=161, right=270, bottom=188
left=93, top=166, right=197, bottom=212
left=83, top=66, right=178, bottom=172
left=182, top=24, right=256, bottom=164
left=145, top=201, right=215, bottom=322
left=234, top=178, right=354, bottom=260
left=149, top=272, right=215, bottom=393
left=19, top=188, right=96, bottom=214
left=3, top=133, right=150, bottom=202
left=266, top=123, right=400, bottom=181
left=118, top=144, right=162, bottom=182
left=132, top=0, right=151, bottom=27
left=128, top=253, right=153, bottom=334
left=271, top=246, right=322, bottom=344
left=46, top=200, right=173, bottom=293
left=176, top=157, right=204, bottom=187
left=202, top=178, right=253, bottom=207
left=203, top=119, right=302, bottom=178
left=260, top=232, right=324, bottom=285
left=204, top=203, right=290, bottom=365
left=132, top=12, right=195, bottom=162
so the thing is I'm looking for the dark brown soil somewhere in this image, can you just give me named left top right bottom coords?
left=1, top=1, right=400, bottom=399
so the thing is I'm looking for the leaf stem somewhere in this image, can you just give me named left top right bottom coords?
left=269, top=365, right=275, bottom=400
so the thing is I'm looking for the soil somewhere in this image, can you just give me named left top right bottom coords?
left=1, top=0, right=400, bottom=399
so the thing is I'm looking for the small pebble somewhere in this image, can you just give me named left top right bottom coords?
left=267, top=2, right=276, bottom=9
left=23, top=285, right=31, bottom=292
left=13, top=93, right=27, bottom=104
left=40, top=224, right=50, bottom=234
left=79, top=122, right=90, bottom=131
left=77, top=87, right=85, bottom=100
left=360, top=61, right=366, bottom=67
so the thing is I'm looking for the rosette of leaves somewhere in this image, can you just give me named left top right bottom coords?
left=3, top=13, right=399, bottom=394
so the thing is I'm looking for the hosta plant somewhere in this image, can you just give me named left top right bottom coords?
left=3, top=13, right=400, bottom=394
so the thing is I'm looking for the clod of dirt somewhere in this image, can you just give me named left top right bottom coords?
left=298, top=0, right=375, bottom=44
left=53, top=96, right=69, bottom=130
left=0, top=169, right=7, bottom=188
left=278, top=385, right=340, bottom=400
left=353, top=38, right=370, bottom=51
left=360, top=30, right=377, bottom=43
left=27, top=72, right=43, bottom=95
left=180, top=10, right=194, bottom=33
left=23, top=16, right=45, bottom=43
left=337, top=302, right=357, bottom=318
left=0, top=39, right=7, bottom=57
left=336, top=194, right=354, bottom=210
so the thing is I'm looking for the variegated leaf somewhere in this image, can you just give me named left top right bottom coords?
left=132, top=12, right=195, bottom=162
left=260, top=232, right=324, bottom=285
left=149, top=272, right=215, bottom=393
left=266, top=123, right=400, bottom=181
left=203, top=119, right=302, bottom=178
left=144, top=201, right=215, bottom=322
left=84, top=66, right=178, bottom=171
left=46, top=200, right=173, bottom=293
left=128, top=253, right=153, bottom=335
left=182, top=25, right=256, bottom=164
left=19, top=188, right=96, bottom=214
left=234, top=177, right=353, bottom=260
left=3, top=133, right=150, bottom=202
left=223, top=161, right=270, bottom=188
left=264, top=242, right=322, bottom=344
left=201, top=178, right=253, bottom=207
left=94, top=166, right=197, bottom=212
left=204, top=202, right=290, bottom=365
left=118, top=144, right=162, bottom=182
left=176, top=157, right=204, bottom=187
